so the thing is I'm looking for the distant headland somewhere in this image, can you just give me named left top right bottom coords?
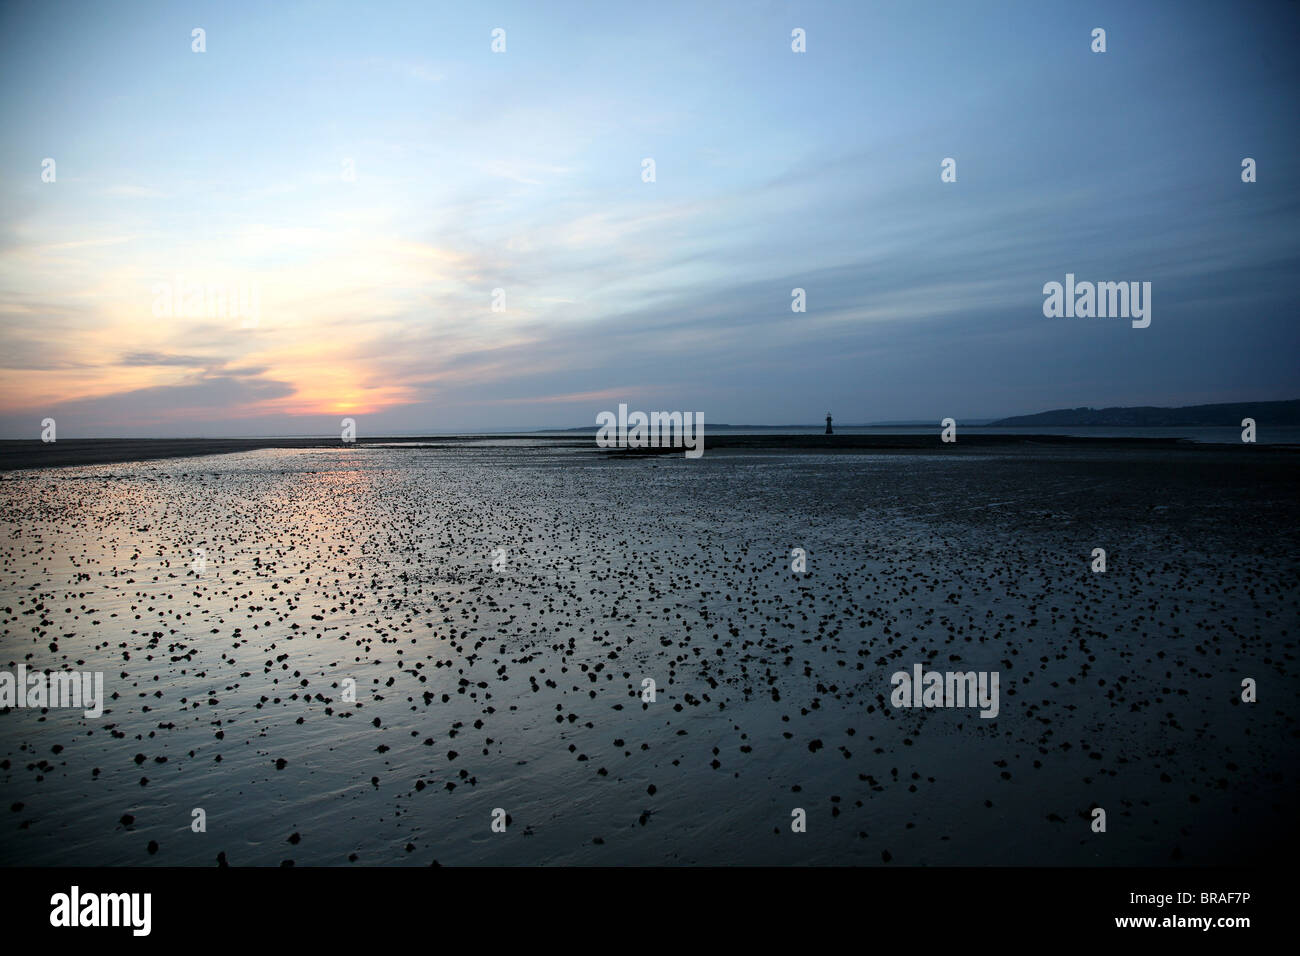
left=986, top=399, right=1300, bottom=428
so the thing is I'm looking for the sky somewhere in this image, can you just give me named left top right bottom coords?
left=1, top=0, right=1298, bottom=437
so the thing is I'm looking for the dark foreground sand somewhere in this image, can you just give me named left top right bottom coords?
left=0, top=440, right=1295, bottom=865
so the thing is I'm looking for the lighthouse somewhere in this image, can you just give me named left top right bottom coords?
left=825, top=412, right=833, bottom=435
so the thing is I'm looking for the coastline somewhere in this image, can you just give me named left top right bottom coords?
left=3, top=432, right=1296, bottom=473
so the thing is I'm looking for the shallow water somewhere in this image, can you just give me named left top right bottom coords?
left=0, top=444, right=1295, bottom=865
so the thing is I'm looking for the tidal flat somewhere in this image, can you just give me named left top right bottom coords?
left=0, top=440, right=1296, bottom=865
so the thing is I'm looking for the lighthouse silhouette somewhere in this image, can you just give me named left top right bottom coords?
left=825, top=413, right=833, bottom=435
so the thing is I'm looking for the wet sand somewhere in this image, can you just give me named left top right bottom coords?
left=1, top=432, right=1267, bottom=473
left=0, top=441, right=1296, bottom=865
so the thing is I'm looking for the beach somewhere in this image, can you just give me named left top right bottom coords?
left=0, top=439, right=1296, bottom=865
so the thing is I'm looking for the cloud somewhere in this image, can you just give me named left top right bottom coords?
left=119, top=351, right=218, bottom=367
left=0, top=371, right=298, bottom=436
